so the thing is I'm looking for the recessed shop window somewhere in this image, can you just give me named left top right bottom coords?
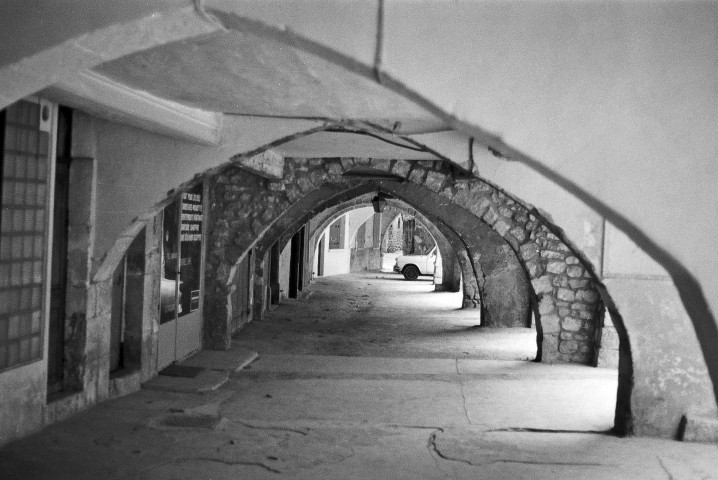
left=158, top=183, right=204, bottom=368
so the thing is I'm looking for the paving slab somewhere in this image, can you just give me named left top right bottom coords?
left=181, top=346, right=258, bottom=372
left=462, top=377, right=618, bottom=431
left=143, top=369, right=230, bottom=393
left=457, top=358, right=619, bottom=379
left=223, top=376, right=471, bottom=427
left=248, top=353, right=458, bottom=375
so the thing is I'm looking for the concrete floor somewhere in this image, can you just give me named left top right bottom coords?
left=235, top=273, right=538, bottom=360
left=1, top=273, right=717, bottom=479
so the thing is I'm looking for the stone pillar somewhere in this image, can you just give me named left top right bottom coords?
left=63, top=157, right=96, bottom=392
left=141, top=214, right=161, bottom=382
left=371, top=212, right=382, bottom=270
left=602, top=222, right=718, bottom=437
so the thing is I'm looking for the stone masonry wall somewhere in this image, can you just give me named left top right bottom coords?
left=206, top=157, right=607, bottom=365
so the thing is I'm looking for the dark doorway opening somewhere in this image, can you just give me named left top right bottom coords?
left=47, top=106, right=72, bottom=395
left=317, top=234, right=325, bottom=277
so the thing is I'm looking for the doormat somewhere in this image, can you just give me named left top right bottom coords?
left=159, top=364, right=204, bottom=378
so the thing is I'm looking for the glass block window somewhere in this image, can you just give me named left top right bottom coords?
left=0, top=100, right=49, bottom=371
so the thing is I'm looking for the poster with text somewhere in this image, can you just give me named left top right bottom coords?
left=178, top=183, right=203, bottom=317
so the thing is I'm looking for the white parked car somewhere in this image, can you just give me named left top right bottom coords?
left=393, top=246, right=437, bottom=280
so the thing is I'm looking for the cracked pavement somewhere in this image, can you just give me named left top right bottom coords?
left=1, top=273, right=717, bottom=479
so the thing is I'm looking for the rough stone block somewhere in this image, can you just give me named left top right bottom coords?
left=573, top=332, right=589, bottom=342
left=483, top=207, right=499, bottom=226
left=553, top=242, right=572, bottom=253
left=296, top=176, right=313, bottom=193
left=569, top=278, right=591, bottom=289
left=541, top=314, right=561, bottom=333
left=327, top=162, right=343, bottom=175
left=469, top=181, right=492, bottom=194
left=467, top=196, right=492, bottom=218
left=546, top=261, right=567, bottom=274
left=566, top=265, right=584, bottom=278
left=309, top=168, right=329, bottom=187
left=509, top=226, right=526, bottom=243
left=558, top=307, right=571, bottom=317
left=561, top=316, right=582, bottom=331
left=424, top=170, right=445, bottom=192
left=237, top=149, right=285, bottom=180
left=540, top=250, right=564, bottom=259
left=340, top=158, right=356, bottom=170
left=557, top=288, right=575, bottom=301
left=566, top=256, right=580, bottom=265
left=498, top=206, right=514, bottom=219
left=559, top=340, right=579, bottom=353
left=391, top=160, right=412, bottom=178
left=493, top=219, right=512, bottom=237
left=408, top=167, right=427, bottom=184
left=541, top=334, right=560, bottom=363
left=538, top=297, right=555, bottom=315
left=439, top=186, right=454, bottom=199
left=577, top=289, right=600, bottom=302
left=531, top=276, right=553, bottom=294
left=370, top=158, right=392, bottom=171
left=520, top=242, right=539, bottom=261
left=285, top=186, right=302, bottom=203
left=525, top=260, right=543, bottom=278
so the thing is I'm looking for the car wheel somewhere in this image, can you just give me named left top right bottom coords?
left=403, top=265, right=420, bottom=281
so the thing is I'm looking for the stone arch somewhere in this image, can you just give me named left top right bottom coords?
left=377, top=202, right=482, bottom=307
left=308, top=200, right=448, bottom=281
left=206, top=158, right=605, bottom=361
left=225, top=177, right=522, bottom=329
left=307, top=199, right=465, bottom=295
left=203, top=156, right=631, bottom=433
left=377, top=204, right=463, bottom=293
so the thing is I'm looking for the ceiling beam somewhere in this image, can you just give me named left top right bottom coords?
left=43, top=70, right=223, bottom=145
left=0, top=4, right=222, bottom=110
